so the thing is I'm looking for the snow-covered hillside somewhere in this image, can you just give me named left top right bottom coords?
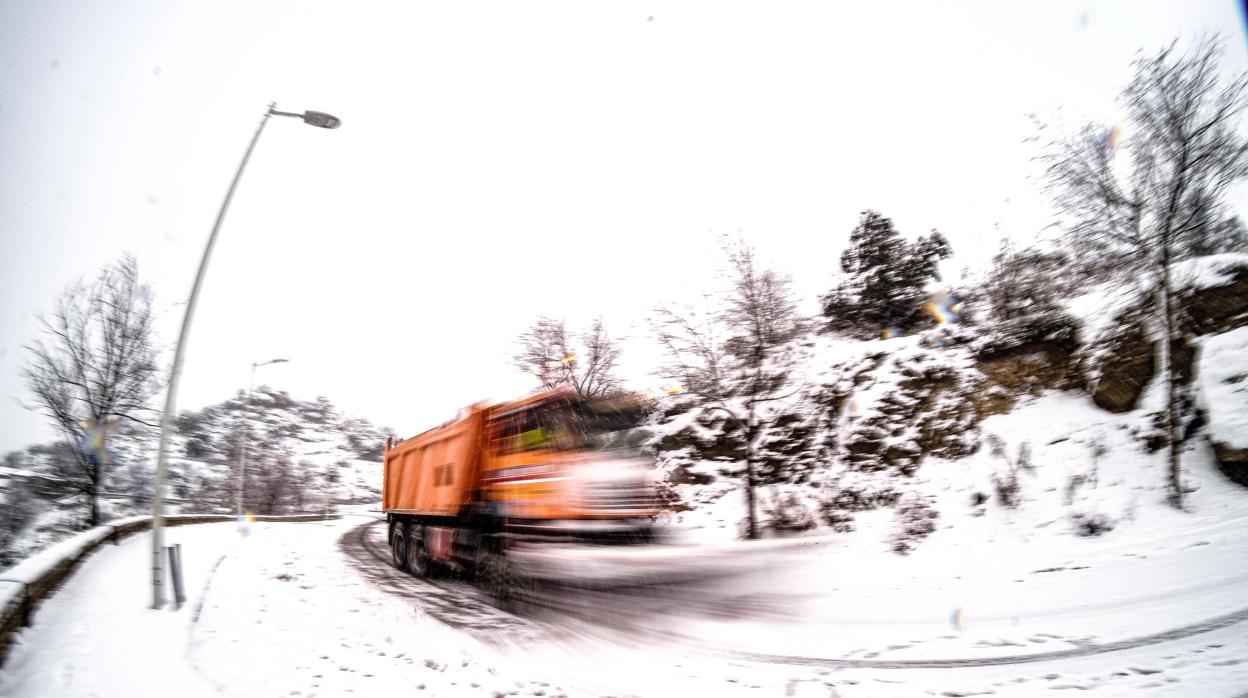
left=0, top=390, right=391, bottom=569
left=651, top=253, right=1248, bottom=552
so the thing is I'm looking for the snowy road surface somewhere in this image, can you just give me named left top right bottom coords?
left=2, top=513, right=1247, bottom=697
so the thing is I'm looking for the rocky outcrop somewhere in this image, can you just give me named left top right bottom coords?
left=1084, top=260, right=1245, bottom=414
left=1090, top=318, right=1156, bottom=413
left=1211, top=440, right=1248, bottom=487
left=968, top=309, right=1083, bottom=418
left=840, top=357, right=982, bottom=476
left=975, top=342, right=1081, bottom=415
left=1183, top=266, right=1248, bottom=336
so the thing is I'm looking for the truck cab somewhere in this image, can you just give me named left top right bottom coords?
left=479, top=391, right=658, bottom=534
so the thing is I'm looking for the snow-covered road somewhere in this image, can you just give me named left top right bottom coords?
left=0, top=517, right=568, bottom=697
left=2, top=513, right=1247, bottom=697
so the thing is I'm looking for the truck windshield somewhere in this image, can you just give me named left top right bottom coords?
left=495, top=398, right=649, bottom=455
left=495, top=401, right=587, bottom=454
left=572, top=398, right=650, bottom=452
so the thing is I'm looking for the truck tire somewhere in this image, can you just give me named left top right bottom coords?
left=476, top=536, right=525, bottom=609
left=391, top=522, right=410, bottom=572
left=476, top=548, right=509, bottom=604
left=405, top=525, right=432, bottom=578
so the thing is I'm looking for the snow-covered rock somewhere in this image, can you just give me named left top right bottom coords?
left=653, top=253, right=1248, bottom=552
left=1199, top=327, right=1248, bottom=485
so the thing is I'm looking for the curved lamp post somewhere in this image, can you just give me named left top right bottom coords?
left=150, top=104, right=340, bottom=609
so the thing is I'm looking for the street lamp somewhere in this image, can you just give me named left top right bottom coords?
left=235, top=358, right=289, bottom=518
left=270, top=108, right=342, bottom=130
left=149, top=104, right=340, bottom=609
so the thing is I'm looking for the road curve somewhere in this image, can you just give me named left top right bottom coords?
left=339, top=519, right=1248, bottom=670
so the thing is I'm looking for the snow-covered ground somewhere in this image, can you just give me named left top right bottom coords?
left=0, top=515, right=576, bottom=697
left=2, top=501, right=1246, bottom=697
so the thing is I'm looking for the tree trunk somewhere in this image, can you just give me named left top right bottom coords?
left=744, top=401, right=758, bottom=540
left=1159, top=245, right=1183, bottom=508
left=88, top=454, right=100, bottom=527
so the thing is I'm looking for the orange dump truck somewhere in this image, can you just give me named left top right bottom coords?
left=383, top=387, right=659, bottom=588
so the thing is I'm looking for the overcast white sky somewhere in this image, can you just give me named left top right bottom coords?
left=2, top=1, right=1246, bottom=450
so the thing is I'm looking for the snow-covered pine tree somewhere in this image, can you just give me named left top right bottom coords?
left=822, top=210, right=951, bottom=337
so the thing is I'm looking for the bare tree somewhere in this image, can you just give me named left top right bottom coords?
left=22, top=255, right=160, bottom=526
left=654, top=242, right=806, bottom=538
left=247, top=452, right=298, bottom=515
left=513, top=316, right=623, bottom=400
left=1039, top=38, right=1248, bottom=507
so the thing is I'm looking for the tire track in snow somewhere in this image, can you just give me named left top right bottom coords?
left=340, top=520, right=791, bottom=642
left=730, top=604, right=1248, bottom=669
left=337, top=519, right=545, bottom=645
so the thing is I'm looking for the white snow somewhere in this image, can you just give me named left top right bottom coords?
left=1064, top=278, right=1140, bottom=346
left=1, top=496, right=1245, bottom=696
left=0, top=516, right=570, bottom=697
left=630, top=305, right=1248, bottom=694
left=1059, top=252, right=1247, bottom=349
left=1173, top=252, right=1248, bottom=292
left=1200, top=327, right=1248, bottom=448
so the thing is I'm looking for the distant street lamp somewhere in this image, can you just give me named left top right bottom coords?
left=150, top=104, right=340, bottom=609
left=235, top=358, right=289, bottom=517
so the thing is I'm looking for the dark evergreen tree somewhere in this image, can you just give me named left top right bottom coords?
left=822, top=211, right=951, bottom=337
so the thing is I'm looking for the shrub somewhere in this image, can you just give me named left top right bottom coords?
left=1065, top=473, right=1087, bottom=505
left=764, top=492, right=816, bottom=533
left=889, top=494, right=939, bottom=554
left=653, top=479, right=693, bottom=513
left=973, top=311, right=1083, bottom=359
left=1071, top=512, right=1115, bottom=537
left=986, top=436, right=1030, bottom=508
left=823, top=482, right=900, bottom=512
left=820, top=508, right=855, bottom=533
left=993, top=469, right=1021, bottom=508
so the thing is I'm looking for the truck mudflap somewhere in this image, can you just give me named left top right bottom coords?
left=425, top=526, right=456, bottom=562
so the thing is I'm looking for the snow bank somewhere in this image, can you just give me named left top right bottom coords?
left=1063, top=279, right=1138, bottom=347
left=1200, top=326, right=1248, bottom=448
left=0, top=513, right=342, bottom=669
left=1174, top=252, right=1248, bottom=292
left=0, top=527, right=115, bottom=587
left=0, top=583, right=22, bottom=619
left=1060, top=252, right=1248, bottom=349
left=0, top=517, right=576, bottom=697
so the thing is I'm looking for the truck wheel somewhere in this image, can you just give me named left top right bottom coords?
left=476, top=548, right=509, bottom=603
left=391, top=522, right=410, bottom=572
left=476, top=538, right=524, bottom=609
left=406, top=525, right=431, bottom=578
